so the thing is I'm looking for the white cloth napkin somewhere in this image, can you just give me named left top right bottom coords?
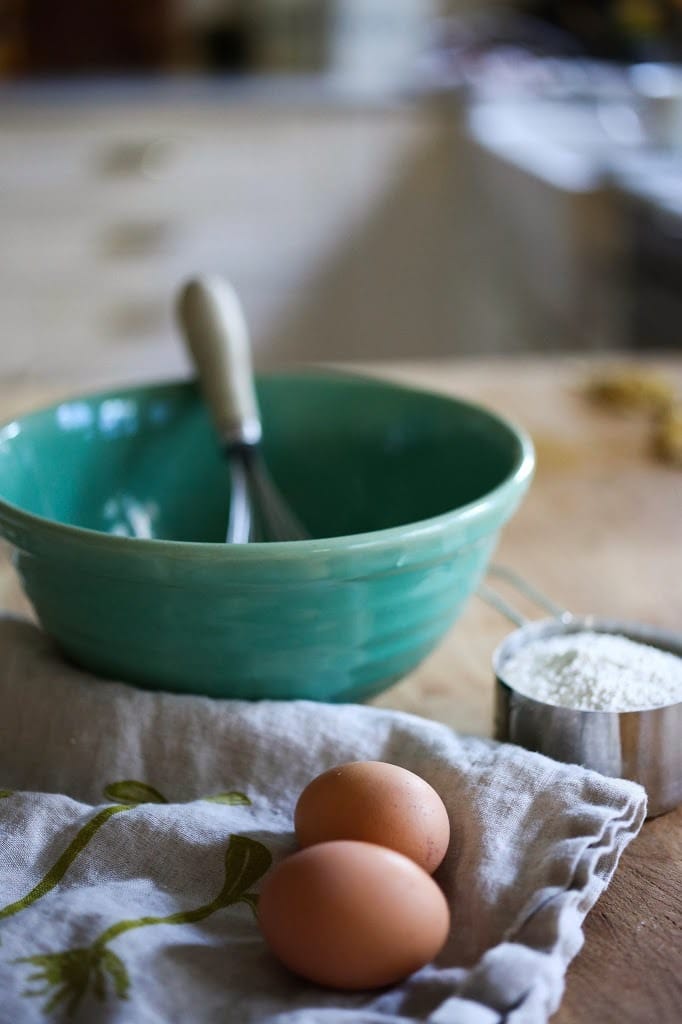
left=0, top=617, right=646, bottom=1024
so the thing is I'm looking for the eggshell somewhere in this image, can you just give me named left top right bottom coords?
left=294, top=761, right=450, bottom=873
left=258, top=840, right=450, bottom=990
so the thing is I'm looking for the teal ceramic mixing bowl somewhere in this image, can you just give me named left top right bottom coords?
left=0, top=372, right=533, bottom=701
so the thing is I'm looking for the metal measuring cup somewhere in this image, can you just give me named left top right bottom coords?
left=480, top=566, right=682, bottom=818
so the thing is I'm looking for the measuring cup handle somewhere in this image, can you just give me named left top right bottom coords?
left=477, top=564, right=571, bottom=626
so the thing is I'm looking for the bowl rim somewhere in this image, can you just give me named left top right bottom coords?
left=0, top=370, right=535, bottom=559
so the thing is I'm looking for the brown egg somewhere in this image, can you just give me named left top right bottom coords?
left=294, top=761, right=450, bottom=873
left=258, top=840, right=450, bottom=990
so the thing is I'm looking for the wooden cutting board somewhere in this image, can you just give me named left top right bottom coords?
left=1, top=354, right=680, bottom=1022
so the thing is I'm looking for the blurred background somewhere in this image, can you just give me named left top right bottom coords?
left=1, top=0, right=681, bottom=388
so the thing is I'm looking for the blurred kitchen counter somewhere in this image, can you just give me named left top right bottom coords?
left=0, top=77, right=473, bottom=378
left=0, top=351, right=680, bottom=1022
left=1, top=73, right=643, bottom=387
left=465, top=91, right=682, bottom=353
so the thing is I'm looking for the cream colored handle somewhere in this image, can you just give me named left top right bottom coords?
left=177, top=275, right=261, bottom=446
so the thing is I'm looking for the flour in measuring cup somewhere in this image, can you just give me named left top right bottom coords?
left=503, top=631, right=682, bottom=712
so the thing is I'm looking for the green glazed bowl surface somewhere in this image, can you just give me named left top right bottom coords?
left=0, top=372, right=534, bottom=701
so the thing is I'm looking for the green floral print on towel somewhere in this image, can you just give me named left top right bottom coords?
left=15, top=834, right=271, bottom=1017
left=0, top=804, right=130, bottom=925
left=0, top=781, right=252, bottom=927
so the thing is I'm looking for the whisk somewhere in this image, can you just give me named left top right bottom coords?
left=177, top=275, right=308, bottom=543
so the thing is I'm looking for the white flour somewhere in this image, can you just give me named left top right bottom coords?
left=503, top=630, right=682, bottom=712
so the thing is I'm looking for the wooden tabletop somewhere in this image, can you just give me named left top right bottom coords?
left=0, top=354, right=680, bottom=1022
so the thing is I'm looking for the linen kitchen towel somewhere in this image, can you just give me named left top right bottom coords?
left=0, top=617, right=646, bottom=1024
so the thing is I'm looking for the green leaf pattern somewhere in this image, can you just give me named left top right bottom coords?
left=0, top=781, right=253, bottom=924
left=15, top=835, right=270, bottom=1017
left=203, top=791, right=251, bottom=806
left=0, top=780, right=267, bottom=1017
left=18, top=944, right=129, bottom=1017
left=102, top=781, right=168, bottom=805
left=0, top=804, right=131, bottom=924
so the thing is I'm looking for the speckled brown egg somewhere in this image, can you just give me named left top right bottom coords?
left=258, top=840, right=450, bottom=990
left=294, top=760, right=450, bottom=873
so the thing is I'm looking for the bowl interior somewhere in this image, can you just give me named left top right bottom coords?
left=0, top=373, right=527, bottom=542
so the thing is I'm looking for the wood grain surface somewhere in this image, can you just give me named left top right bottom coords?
left=0, top=354, right=680, bottom=1022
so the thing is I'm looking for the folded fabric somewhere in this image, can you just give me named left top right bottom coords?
left=0, top=617, right=646, bottom=1023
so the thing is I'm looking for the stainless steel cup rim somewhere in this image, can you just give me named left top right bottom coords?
left=493, top=613, right=682, bottom=715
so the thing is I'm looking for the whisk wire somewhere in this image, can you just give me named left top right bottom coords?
left=227, top=445, right=307, bottom=543
left=226, top=455, right=253, bottom=544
